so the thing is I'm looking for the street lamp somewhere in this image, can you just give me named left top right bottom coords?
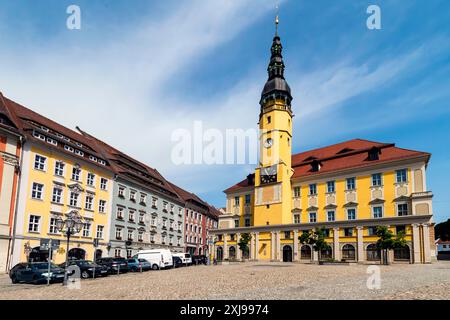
left=55, top=210, right=84, bottom=286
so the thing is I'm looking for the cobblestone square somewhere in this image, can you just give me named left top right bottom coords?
left=1, top=261, right=449, bottom=300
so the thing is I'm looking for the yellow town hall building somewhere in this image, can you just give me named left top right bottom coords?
left=210, top=21, right=435, bottom=264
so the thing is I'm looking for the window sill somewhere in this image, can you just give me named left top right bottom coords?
left=51, top=201, right=63, bottom=206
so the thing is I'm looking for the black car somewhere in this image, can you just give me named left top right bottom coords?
left=192, top=255, right=208, bottom=265
left=9, top=262, right=65, bottom=284
left=95, top=257, right=129, bottom=274
left=59, top=260, right=109, bottom=279
left=172, top=256, right=183, bottom=268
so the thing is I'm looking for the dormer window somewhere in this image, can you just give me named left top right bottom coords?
left=311, top=160, right=321, bottom=172
left=368, top=147, right=381, bottom=161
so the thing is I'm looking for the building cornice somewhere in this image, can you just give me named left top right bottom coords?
left=210, top=215, right=433, bottom=234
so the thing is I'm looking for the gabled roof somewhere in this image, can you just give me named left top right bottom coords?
left=1, top=93, right=109, bottom=166
left=224, top=139, right=430, bottom=193
left=166, top=181, right=220, bottom=219
left=76, top=127, right=182, bottom=201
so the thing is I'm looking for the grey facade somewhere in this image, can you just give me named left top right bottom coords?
left=108, top=177, right=185, bottom=258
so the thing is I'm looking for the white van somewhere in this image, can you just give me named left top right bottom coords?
left=172, top=253, right=192, bottom=265
left=135, top=249, right=173, bottom=270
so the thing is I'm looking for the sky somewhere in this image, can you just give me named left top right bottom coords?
left=0, top=0, right=449, bottom=223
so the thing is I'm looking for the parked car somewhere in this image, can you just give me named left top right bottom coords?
left=127, top=258, right=152, bottom=272
left=172, top=256, right=183, bottom=268
left=192, top=255, right=208, bottom=265
left=59, top=260, right=109, bottom=279
left=134, top=249, right=173, bottom=269
left=9, top=262, right=65, bottom=284
left=95, top=257, right=129, bottom=274
left=172, top=253, right=192, bottom=265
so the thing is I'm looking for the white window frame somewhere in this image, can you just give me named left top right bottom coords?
left=71, top=167, right=81, bottom=181
left=48, top=217, right=59, bottom=234
left=85, top=194, right=94, bottom=210
left=309, top=212, right=317, bottom=223
left=31, top=182, right=44, bottom=200
left=96, top=225, right=104, bottom=239
left=87, top=172, right=96, bottom=186
left=28, top=215, right=41, bottom=233
left=52, top=186, right=63, bottom=203
left=327, top=210, right=335, bottom=222
left=99, top=200, right=106, bottom=213
left=82, top=223, right=91, bottom=237
left=372, top=205, right=383, bottom=218
left=347, top=208, right=357, bottom=220
left=100, top=178, right=108, bottom=190
left=34, top=154, right=47, bottom=171
left=54, top=161, right=65, bottom=176
left=69, top=192, right=79, bottom=207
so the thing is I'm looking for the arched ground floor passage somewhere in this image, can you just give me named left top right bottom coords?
left=211, top=224, right=433, bottom=264
left=11, top=238, right=109, bottom=267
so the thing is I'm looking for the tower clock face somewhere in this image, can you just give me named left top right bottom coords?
left=260, top=165, right=277, bottom=184
left=264, top=138, right=273, bottom=148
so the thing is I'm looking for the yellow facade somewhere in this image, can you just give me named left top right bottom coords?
left=13, top=143, right=113, bottom=264
left=254, top=99, right=293, bottom=226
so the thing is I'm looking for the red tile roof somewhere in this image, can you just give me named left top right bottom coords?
left=76, top=127, right=182, bottom=201
left=167, top=181, right=220, bottom=219
left=224, top=139, right=430, bottom=193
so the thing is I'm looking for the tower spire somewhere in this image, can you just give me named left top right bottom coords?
left=259, top=4, right=292, bottom=108
left=275, top=3, right=279, bottom=36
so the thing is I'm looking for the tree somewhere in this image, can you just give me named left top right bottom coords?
left=299, top=228, right=331, bottom=262
left=238, top=233, right=252, bottom=260
left=375, top=226, right=407, bottom=265
left=435, top=219, right=450, bottom=241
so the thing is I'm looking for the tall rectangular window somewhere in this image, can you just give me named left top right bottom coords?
left=396, top=169, right=407, bottom=183
left=347, top=208, right=356, bottom=220
left=87, top=173, right=95, bottom=186
left=118, top=186, right=125, bottom=197
left=327, top=211, right=335, bottom=222
left=245, top=194, right=251, bottom=204
left=397, top=203, right=408, bottom=216
left=52, top=187, right=62, bottom=203
left=115, top=228, right=122, bottom=240
left=31, top=183, right=44, bottom=200
left=372, top=173, right=382, bottom=186
left=293, top=186, right=301, bottom=198
left=346, top=177, right=356, bottom=190
left=245, top=218, right=251, bottom=227
left=69, top=192, right=79, bottom=207
left=293, top=214, right=300, bottom=224
left=234, top=196, right=240, bottom=206
left=234, top=220, right=239, bottom=228
left=82, top=223, right=91, bottom=237
left=116, top=207, right=124, bottom=219
left=28, top=215, right=40, bottom=232
left=72, top=167, right=81, bottom=181
left=49, top=217, right=58, bottom=234
left=309, top=184, right=317, bottom=195
left=100, top=178, right=108, bottom=190
left=96, top=225, right=104, bottom=239
left=54, top=161, right=65, bottom=176
left=99, top=200, right=106, bottom=213
left=373, top=206, right=383, bottom=218
left=309, top=212, right=317, bottom=223
left=34, top=155, right=46, bottom=171
left=327, top=181, right=335, bottom=193
left=85, top=195, right=94, bottom=210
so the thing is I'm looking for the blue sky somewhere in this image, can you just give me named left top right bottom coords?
left=0, top=0, right=449, bottom=223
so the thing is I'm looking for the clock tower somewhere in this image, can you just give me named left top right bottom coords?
left=254, top=15, right=293, bottom=226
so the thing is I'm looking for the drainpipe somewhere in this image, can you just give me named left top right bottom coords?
left=7, top=136, right=25, bottom=272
